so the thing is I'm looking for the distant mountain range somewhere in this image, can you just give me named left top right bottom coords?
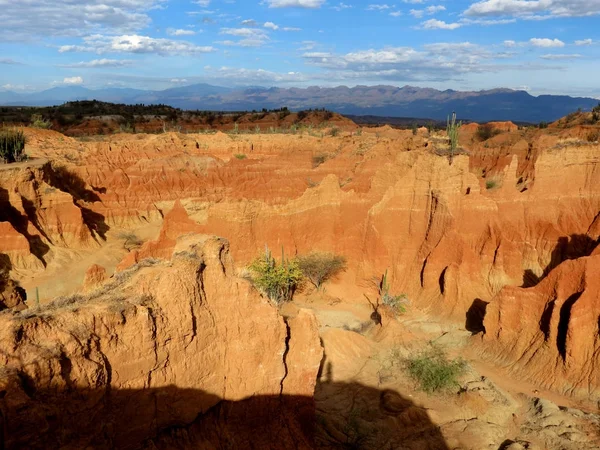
left=1, top=84, right=598, bottom=123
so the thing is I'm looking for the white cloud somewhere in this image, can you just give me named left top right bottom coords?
left=63, top=76, right=84, bottom=85
left=530, top=37, right=565, bottom=48
left=367, top=4, right=391, bottom=11
left=58, top=58, right=133, bottom=68
left=264, top=21, right=279, bottom=30
left=218, top=27, right=270, bottom=47
left=575, top=38, right=593, bottom=46
left=421, top=19, right=462, bottom=30
left=465, top=0, right=600, bottom=20
left=0, top=0, right=165, bottom=40
left=539, top=53, right=582, bottom=60
left=331, top=2, right=352, bottom=11
left=167, top=28, right=197, bottom=36
left=241, top=19, right=258, bottom=26
left=504, top=40, right=517, bottom=47
left=59, top=34, right=215, bottom=55
left=265, top=0, right=325, bottom=8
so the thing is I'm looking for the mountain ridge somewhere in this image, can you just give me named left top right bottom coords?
left=1, top=83, right=597, bottom=122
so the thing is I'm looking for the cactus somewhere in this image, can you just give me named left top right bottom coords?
left=446, top=112, right=461, bottom=161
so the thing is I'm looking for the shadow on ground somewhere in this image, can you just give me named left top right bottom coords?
left=0, top=372, right=449, bottom=450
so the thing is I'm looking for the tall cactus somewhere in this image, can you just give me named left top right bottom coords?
left=446, top=112, right=461, bottom=162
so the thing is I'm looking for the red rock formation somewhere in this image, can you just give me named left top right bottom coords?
left=0, top=235, right=323, bottom=449
left=480, top=245, right=600, bottom=398
left=82, top=263, right=107, bottom=291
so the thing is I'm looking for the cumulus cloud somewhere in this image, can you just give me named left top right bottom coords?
left=464, top=0, right=600, bottom=20
left=0, top=0, right=165, bottom=40
left=63, top=76, right=84, bottom=85
left=574, top=38, right=593, bottom=46
left=421, top=19, right=462, bottom=30
left=59, top=34, right=215, bottom=55
left=530, top=38, right=565, bottom=48
left=265, top=0, right=325, bottom=8
left=264, top=22, right=279, bottom=30
left=301, top=42, right=517, bottom=82
left=218, top=27, right=270, bottom=47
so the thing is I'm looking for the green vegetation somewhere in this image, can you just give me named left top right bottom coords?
left=329, top=126, right=340, bottom=137
left=538, top=121, right=548, bottom=129
left=405, top=347, right=467, bottom=393
left=30, top=113, right=52, bottom=129
left=234, top=153, right=247, bottom=160
left=485, top=178, right=500, bottom=190
left=297, top=252, right=347, bottom=290
left=592, top=103, right=600, bottom=124
left=312, top=153, right=330, bottom=168
left=411, top=122, right=418, bottom=135
left=446, top=112, right=461, bottom=158
left=0, top=128, right=26, bottom=164
left=248, top=246, right=303, bottom=304
left=378, top=269, right=409, bottom=315
left=475, top=123, right=500, bottom=141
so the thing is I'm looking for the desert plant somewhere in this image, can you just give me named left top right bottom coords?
left=117, top=231, right=143, bottom=251
left=0, top=128, right=26, bottom=164
left=378, top=270, right=409, bottom=315
left=476, top=123, right=500, bottom=141
left=234, top=153, right=247, bottom=160
left=485, top=178, right=501, bottom=190
left=297, top=252, right=347, bottom=290
left=30, top=114, right=52, bottom=129
left=405, top=346, right=466, bottom=393
left=538, top=121, right=548, bottom=129
left=248, top=246, right=303, bottom=304
left=587, top=131, right=600, bottom=143
left=411, top=123, right=418, bottom=135
left=312, top=153, right=330, bottom=168
left=446, top=112, right=461, bottom=159
left=330, top=126, right=339, bottom=137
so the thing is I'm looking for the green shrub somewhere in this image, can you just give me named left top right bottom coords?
left=297, top=252, right=347, bottom=290
left=0, top=128, right=26, bottom=164
left=330, top=127, right=339, bottom=137
left=485, top=179, right=499, bottom=190
left=312, top=153, right=330, bottom=168
left=378, top=270, right=409, bottom=315
left=248, top=247, right=303, bottom=304
left=538, top=121, right=548, bottom=129
left=30, top=114, right=52, bottom=129
left=411, top=123, right=418, bottom=135
left=234, top=153, right=247, bottom=160
left=405, top=347, right=467, bottom=393
left=587, top=131, right=600, bottom=143
left=476, top=123, right=500, bottom=141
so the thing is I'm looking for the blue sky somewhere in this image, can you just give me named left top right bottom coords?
left=1, top=0, right=599, bottom=97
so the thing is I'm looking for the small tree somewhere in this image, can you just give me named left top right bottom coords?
left=248, top=246, right=303, bottom=304
left=475, top=123, right=500, bottom=141
left=297, top=252, right=347, bottom=290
